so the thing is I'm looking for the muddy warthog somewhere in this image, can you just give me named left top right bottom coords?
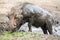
left=15, top=2, right=54, bottom=34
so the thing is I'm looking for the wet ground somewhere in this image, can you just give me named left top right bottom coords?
left=19, top=22, right=60, bottom=36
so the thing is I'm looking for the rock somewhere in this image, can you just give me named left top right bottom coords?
left=0, top=14, right=9, bottom=32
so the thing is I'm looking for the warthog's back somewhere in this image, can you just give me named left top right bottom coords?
left=21, top=3, right=53, bottom=18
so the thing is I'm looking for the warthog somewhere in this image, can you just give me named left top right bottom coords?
left=15, top=2, right=54, bottom=34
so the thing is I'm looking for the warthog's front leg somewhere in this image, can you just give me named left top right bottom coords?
left=28, top=16, right=34, bottom=32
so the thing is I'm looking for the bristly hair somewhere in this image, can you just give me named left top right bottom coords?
left=21, top=2, right=34, bottom=9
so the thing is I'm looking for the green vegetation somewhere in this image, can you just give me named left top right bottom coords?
left=0, top=31, right=40, bottom=40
